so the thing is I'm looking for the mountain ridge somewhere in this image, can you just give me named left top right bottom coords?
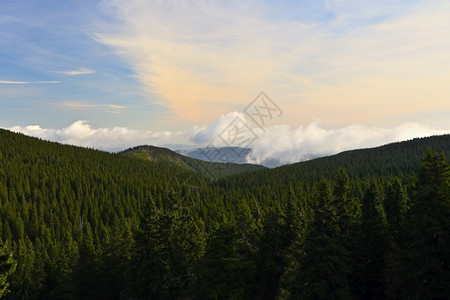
left=119, top=144, right=266, bottom=180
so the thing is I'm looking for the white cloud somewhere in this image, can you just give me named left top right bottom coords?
left=52, top=68, right=95, bottom=76
left=5, top=117, right=450, bottom=165
left=190, top=111, right=251, bottom=144
left=6, top=120, right=180, bottom=152
left=188, top=112, right=450, bottom=165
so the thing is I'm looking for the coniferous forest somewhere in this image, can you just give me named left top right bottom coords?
left=0, top=128, right=449, bottom=299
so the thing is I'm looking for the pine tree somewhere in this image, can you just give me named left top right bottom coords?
left=359, top=183, right=390, bottom=299
left=0, top=244, right=16, bottom=298
left=385, top=178, right=409, bottom=238
left=196, top=223, right=249, bottom=299
left=333, top=169, right=361, bottom=298
left=294, top=179, right=350, bottom=299
left=73, top=222, right=100, bottom=299
left=400, top=149, right=450, bottom=298
left=127, top=196, right=205, bottom=299
left=277, top=188, right=309, bottom=300
left=384, top=178, right=409, bottom=298
left=255, top=208, right=287, bottom=299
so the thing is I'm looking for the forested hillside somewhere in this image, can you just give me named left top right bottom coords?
left=121, top=145, right=266, bottom=180
left=0, top=129, right=449, bottom=299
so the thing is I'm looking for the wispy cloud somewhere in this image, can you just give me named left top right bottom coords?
left=0, top=80, right=61, bottom=84
left=95, top=0, right=450, bottom=126
left=52, top=68, right=95, bottom=76
left=62, top=102, right=125, bottom=110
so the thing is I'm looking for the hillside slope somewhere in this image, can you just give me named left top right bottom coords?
left=120, top=145, right=266, bottom=180
left=218, top=134, right=450, bottom=190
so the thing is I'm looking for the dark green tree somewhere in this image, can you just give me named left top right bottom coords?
left=400, top=149, right=450, bottom=298
left=294, top=179, right=350, bottom=299
left=333, top=169, right=361, bottom=298
left=359, top=183, right=390, bottom=299
left=385, top=178, right=409, bottom=238
left=196, top=223, right=250, bottom=299
left=0, top=244, right=16, bottom=298
left=127, top=196, right=205, bottom=299
left=73, top=222, right=100, bottom=299
left=277, top=188, right=309, bottom=300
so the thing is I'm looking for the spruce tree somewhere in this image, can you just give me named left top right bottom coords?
left=400, top=149, right=450, bottom=298
left=294, top=179, right=350, bottom=299
left=0, top=244, right=16, bottom=298
left=333, top=169, right=361, bottom=298
left=359, top=183, right=390, bottom=299
left=196, top=223, right=249, bottom=299
left=127, top=196, right=205, bottom=299
left=385, top=178, right=409, bottom=238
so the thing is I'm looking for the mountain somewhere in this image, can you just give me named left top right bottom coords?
left=175, top=147, right=251, bottom=164
left=120, top=145, right=266, bottom=180
left=175, top=146, right=288, bottom=167
left=217, top=134, right=450, bottom=191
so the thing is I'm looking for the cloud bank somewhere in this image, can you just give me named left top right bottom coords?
left=6, top=115, right=448, bottom=165
left=6, top=121, right=178, bottom=152
left=190, top=112, right=450, bottom=165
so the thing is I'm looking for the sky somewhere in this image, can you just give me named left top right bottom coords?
left=1, top=0, right=450, bottom=164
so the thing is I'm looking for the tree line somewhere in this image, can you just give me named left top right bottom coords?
left=0, top=129, right=448, bottom=299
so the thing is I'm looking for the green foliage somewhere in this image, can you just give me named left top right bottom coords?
left=127, top=197, right=206, bottom=299
left=121, top=145, right=266, bottom=180
left=294, top=179, right=350, bottom=300
left=1, top=129, right=449, bottom=299
left=358, top=183, right=391, bottom=299
left=399, top=149, right=450, bottom=299
left=0, top=244, right=16, bottom=297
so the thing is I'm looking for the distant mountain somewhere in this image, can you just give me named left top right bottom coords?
left=162, top=143, right=197, bottom=150
left=120, top=145, right=266, bottom=180
left=175, top=147, right=330, bottom=168
left=217, top=134, right=450, bottom=190
left=175, top=147, right=251, bottom=164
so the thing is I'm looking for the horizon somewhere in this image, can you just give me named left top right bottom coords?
left=1, top=0, right=450, bottom=164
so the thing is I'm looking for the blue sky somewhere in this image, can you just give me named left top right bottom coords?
left=1, top=0, right=450, bottom=161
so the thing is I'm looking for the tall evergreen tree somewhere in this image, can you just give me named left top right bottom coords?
left=333, top=169, right=361, bottom=298
left=400, top=149, right=450, bottom=298
left=359, top=183, right=390, bottom=299
left=127, top=196, right=205, bottom=299
left=277, top=188, right=309, bottom=300
left=0, top=244, right=16, bottom=298
left=196, top=222, right=250, bottom=299
left=73, top=222, right=100, bottom=300
left=294, top=179, right=350, bottom=299
left=385, top=178, right=409, bottom=238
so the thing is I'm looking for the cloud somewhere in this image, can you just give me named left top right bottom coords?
left=52, top=68, right=95, bottom=75
left=62, top=102, right=125, bottom=110
left=190, top=111, right=251, bottom=144
left=6, top=120, right=180, bottom=152
left=245, top=122, right=450, bottom=165
left=188, top=112, right=450, bottom=165
left=4, top=116, right=450, bottom=165
left=94, top=0, right=450, bottom=126
left=0, top=80, right=60, bottom=84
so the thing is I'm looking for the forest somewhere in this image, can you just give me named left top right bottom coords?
left=0, top=128, right=449, bottom=299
